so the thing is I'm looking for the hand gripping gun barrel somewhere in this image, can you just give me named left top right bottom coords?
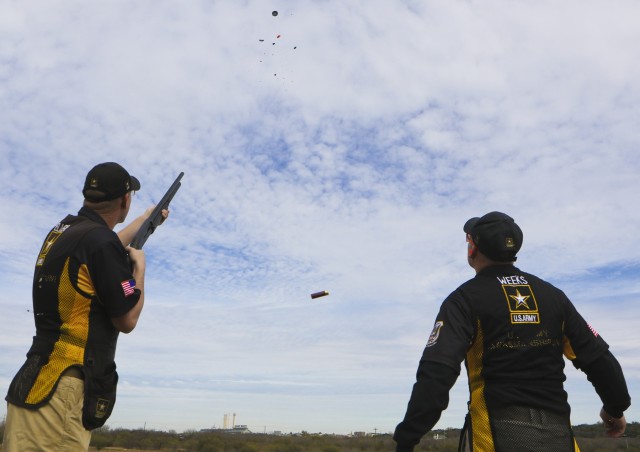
left=130, top=172, right=184, bottom=249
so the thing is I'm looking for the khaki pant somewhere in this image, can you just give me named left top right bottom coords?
left=2, top=376, right=92, bottom=452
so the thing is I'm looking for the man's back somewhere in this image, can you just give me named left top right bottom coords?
left=447, top=265, right=608, bottom=451
left=394, top=212, right=629, bottom=452
left=459, top=267, right=607, bottom=413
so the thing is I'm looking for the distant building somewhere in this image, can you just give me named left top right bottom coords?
left=200, top=413, right=251, bottom=434
left=199, top=425, right=252, bottom=434
left=227, top=425, right=251, bottom=434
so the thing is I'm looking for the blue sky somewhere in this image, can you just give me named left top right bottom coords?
left=1, top=0, right=638, bottom=435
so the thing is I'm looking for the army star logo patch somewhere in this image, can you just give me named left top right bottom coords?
left=502, top=284, right=540, bottom=324
left=96, top=398, right=110, bottom=418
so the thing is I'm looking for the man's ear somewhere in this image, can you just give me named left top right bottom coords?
left=120, top=193, right=129, bottom=209
left=468, top=239, right=477, bottom=257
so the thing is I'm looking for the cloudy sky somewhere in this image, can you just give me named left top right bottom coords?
left=1, top=0, right=638, bottom=436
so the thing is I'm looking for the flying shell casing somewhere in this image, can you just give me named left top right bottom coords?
left=310, top=291, right=329, bottom=299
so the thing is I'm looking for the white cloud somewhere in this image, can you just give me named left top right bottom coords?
left=1, top=0, right=639, bottom=435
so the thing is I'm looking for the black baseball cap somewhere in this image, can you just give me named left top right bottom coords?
left=82, top=162, right=141, bottom=202
left=463, top=211, right=523, bottom=262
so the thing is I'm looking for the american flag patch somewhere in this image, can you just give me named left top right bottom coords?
left=121, top=279, right=136, bottom=297
left=588, top=323, right=599, bottom=337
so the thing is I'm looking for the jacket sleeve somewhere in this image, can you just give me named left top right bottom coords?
left=393, top=361, right=460, bottom=451
left=575, top=350, right=631, bottom=418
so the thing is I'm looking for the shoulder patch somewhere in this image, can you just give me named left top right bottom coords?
left=426, top=321, right=444, bottom=347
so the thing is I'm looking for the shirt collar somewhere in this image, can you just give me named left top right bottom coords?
left=477, top=263, right=519, bottom=277
left=78, top=206, right=109, bottom=227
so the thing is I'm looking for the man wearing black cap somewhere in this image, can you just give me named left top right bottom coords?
left=3, top=162, right=166, bottom=451
left=394, top=212, right=630, bottom=452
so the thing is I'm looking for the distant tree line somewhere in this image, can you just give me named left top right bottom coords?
left=86, top=422, right=640, bottom=452
left=1, top=421, right=639, bottom=451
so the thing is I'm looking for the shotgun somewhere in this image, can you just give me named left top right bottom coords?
left=130, top=172, right=184, bottom=249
